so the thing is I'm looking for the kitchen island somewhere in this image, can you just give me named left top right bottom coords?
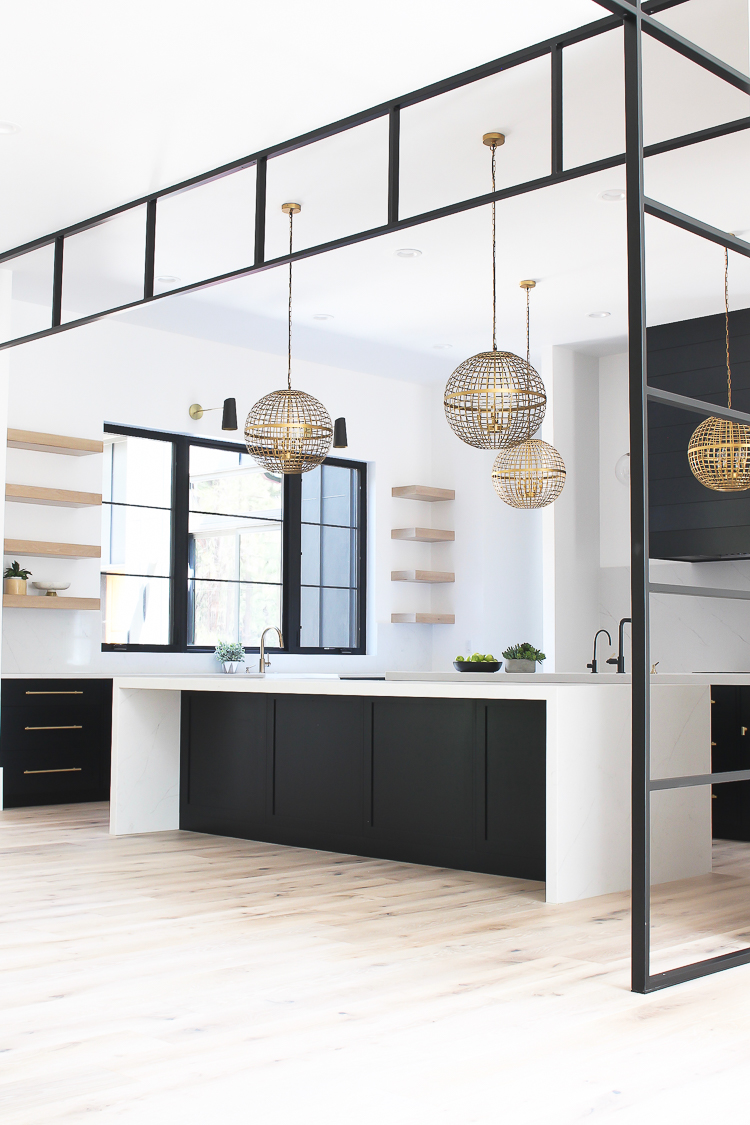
left=109, top=672, right=716, bottom=903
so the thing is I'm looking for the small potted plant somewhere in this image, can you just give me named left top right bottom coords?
left=3, top=561, right=32, bottom=596
left=215, top=640, right=245, bottom=674
left=502, top=642, right=546, bottom=673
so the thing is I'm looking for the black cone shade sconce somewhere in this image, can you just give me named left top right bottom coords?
left=333, top=418, right=348, bottom=449
left=189, top=398, right=238, bottom=431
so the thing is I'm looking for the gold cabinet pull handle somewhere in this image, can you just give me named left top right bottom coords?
left=23, top=768, right=82, bottom=774
left=24, top=725, right=82, bottom=731
left=25, top=690, right=83, bottom=695
left=742, top=727, right=748, bottom=736
left=711, top=741, right=717, bottom=746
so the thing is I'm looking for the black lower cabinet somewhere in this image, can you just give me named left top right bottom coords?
left=181, top=691, right=546, bottom=882
left=711, top=685, right=750, bottom=840
left=0, top=678, right=112, bottom=807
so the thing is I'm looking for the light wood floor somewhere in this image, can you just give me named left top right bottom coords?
left=2, top=805, right=750, bottom=1124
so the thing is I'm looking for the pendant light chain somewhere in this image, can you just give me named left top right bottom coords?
left=287, top=209, right=294, bottom=391
left=491, top=143, right=497, bottom=352
left=725, top=246, right=731, bottom=409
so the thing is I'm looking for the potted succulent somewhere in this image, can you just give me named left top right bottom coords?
left=502, top=642, right=546, bottom=673
left=3, top=561, right=32, bottom=596
left=215, top=640, right=245, bottom=674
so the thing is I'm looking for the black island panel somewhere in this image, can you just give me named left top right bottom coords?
left=180, top=691, right=546, bottom=881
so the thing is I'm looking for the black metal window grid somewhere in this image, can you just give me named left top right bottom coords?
left=6, top=0, right=750, bottom=992
left=101, top=424, right=366, bottom=656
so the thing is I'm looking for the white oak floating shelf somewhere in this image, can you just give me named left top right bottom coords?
left=3, top=539, right=101, bottom=560
left=6, top=484, right=102, bottom=508
left=391, top=527, right=454, bottom=543
left=7, top=429, right=104, bottom=456
left=391, top=613, right=455, bottom=625
left=392, top=485, right=455, bottom=502
left=2, top=595, right=100, bottom=611
left=391, top=570, right=455, bottom=584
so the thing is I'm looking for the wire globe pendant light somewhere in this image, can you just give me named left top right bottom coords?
left=443, top=133, right=547, bottom=449
left=245, top=203, right=333, bottom=474
left=492, top=281, right=566, bottom=509
left=687, top=248, right=750, bottom=492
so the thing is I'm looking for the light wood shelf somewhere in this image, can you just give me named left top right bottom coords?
left=392, top=485, right=455, bottom=502
left=6, top=484, right=102, bottom=508
left=391, top=527, right=454, bottom=543
left=391, top=570, right=455, bottom=584
left=4, top=539, right=101, bottom=560
left=7, top=429, right=103, bottom=457
left=391, top=612, right=455, bottom=625
left=3, top=595, right=100, bottom=610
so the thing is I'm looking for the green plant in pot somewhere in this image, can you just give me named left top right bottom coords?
left=502, top=642, right=545, bottom=673
left=215, top=640, right=245, bottom=674
left=3, top=561, right=32, bottom=596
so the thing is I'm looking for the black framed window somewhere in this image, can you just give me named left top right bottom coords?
left=101, top=425, right=366, bottom=654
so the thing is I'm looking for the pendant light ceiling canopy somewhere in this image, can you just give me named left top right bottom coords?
left=443, top=133, right=546, bottom=450
left=688, top=248, right=750, bottom=492
left=245, top=202, right=333, bottom=475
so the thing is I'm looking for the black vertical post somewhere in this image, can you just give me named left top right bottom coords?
left=171, top=437, right=190, bottom=651
left=144, top=199, right=157, bottom=299
left=283, top=472, right=302, bottom=650
left=51, top=236, right=64, bottom=327
left=624, top=6, right=651, bottom=995
left=255, top=156, right=267, bottom=266
left=551, top=44, right=564, bottom=175
left=388, top=106, right=400, bottom=227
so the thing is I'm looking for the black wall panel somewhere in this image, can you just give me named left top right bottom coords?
left=648, top=307, right=750, bottom=560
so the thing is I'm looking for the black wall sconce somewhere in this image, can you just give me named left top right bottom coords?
left=333, top=417, right=348, bottom=448
left=189, top=398, right=237, bottom=431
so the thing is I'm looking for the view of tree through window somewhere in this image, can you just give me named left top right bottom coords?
left=188, top=445, right=283, bottom=647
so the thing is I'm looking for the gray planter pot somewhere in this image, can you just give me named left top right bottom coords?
left=504, top=659, right=537, bottom=673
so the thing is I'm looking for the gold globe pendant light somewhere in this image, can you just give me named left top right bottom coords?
left=687, top=248, right=750, bottom=491
left=245, top=203, right=333, bottom=474
left=444, top=133, right=546, bottom=449
left=492, top=281, right=566, bottom=509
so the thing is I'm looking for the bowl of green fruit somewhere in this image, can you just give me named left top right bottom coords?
left=453, top=653, right=502, bottom=673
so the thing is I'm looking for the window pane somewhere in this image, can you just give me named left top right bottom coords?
left=103, top=434, right=172, bottom=508
left=101, top=574, right=170, bottom=645
left=321, top=525, right=356, bottom=588
left=190, top=445, right=282, bottom=517
left=322, top=464, right=353, bottom=526
left=189, top=514, right=282, bottom=583
left=301, top=585, right=320, bottom=648
left=189, top=579, right=281, bottom=647
left=102, top=505, right=171, bottom=577
left=301, top=523, right=320, bottom=586
left=240, top=525, right=282, bottom=584
left=301, top=465, right=322, bottom=523
left=321, top=587, right=354, bottom=648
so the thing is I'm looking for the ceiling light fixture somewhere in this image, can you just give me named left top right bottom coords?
left=395, top=248, right=422, bottom=258
left=599, top=189, right=625, bottom=201
left=688, top=247, right=750, bottom=491
left=433, top=344, right=452, bottom=350
left=156, top=275, right=181, bottom=284
left=444, top=133, right=546, bottom=449
left=0, top=122, right=20, bottom=135
left=588, top=311, right=611, bottom=318
left=313, top=313, right=334, bottom=320
left=245, top=203, right=333, bottom=475
left=491, top=280, right=566, bottom=509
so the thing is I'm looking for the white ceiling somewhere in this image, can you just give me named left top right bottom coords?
left=2, top=0, right=750, bottom=382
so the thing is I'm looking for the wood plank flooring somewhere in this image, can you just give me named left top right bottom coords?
left=2, top=803, right=750, bottom=1123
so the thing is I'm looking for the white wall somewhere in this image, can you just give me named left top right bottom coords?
left=2, top=302, right=545, bottom=675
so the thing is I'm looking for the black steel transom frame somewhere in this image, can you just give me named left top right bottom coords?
left=4, top=0, right=750, bottom=994
left=101, top=423, right=367, bottom=657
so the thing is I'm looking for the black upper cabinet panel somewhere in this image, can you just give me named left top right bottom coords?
left=272, top=694, right=364, bottom=832
left=648, top=307, right=750, bottom=561
left=371, top=698, right=474, bottom=844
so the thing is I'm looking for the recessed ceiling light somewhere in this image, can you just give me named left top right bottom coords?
left=313, top=313, right=333, bottom=320
left=433, top=343, right=452, bottom=349
left=0, top=122, right=20, bottom=135
left=599, top=189, right=626, bottom=202
left=156, top=275, right=181, bottom=284
left=588, top=310, right=611, bottom=318
left=395, top=248, right=422, bottom=258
